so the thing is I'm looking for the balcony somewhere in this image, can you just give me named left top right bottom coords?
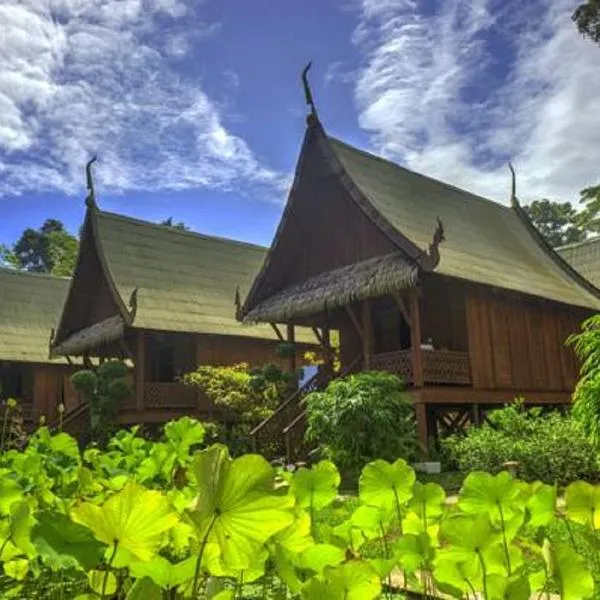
left=370, top=349, right=471, bottom=386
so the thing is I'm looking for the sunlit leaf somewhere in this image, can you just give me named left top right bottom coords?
left=72, top=481, right=178, bottom=562
left=359, top=458, right=415, bottom=511
left=125, top=576, right=162, bottom=600
left=302, top=560, right=381, bottom=600
left=394, top=533, right=434, bottom=573
left=130, top=556, right=196, bottom=589
left=351, top=505, right=393, bottom=540
left=3, top=558, right=28, bottom=581
left=487, top=573, right=530, bottom=600
left=526, top=482, right=556, bottom=528
left=298, top=543, right=346, bottom=574
left=290, top=461, right=340, bottom=511
left=565, top=481, right=600, bottom=529
left=546, top=542, right=594, bottom=600
left=88, top=569, right=117, bottom=596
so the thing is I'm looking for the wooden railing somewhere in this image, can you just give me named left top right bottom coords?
left=370, top=349, right=471, bottom=385
left=281, top=355, right=364, bottom=463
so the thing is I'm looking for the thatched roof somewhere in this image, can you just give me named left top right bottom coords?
left=245, top=252, right=418, bottom=323
left=51, top=315, right=125, bottom=357
left=0, top=268, right=70, bottom=364
left=557, top=236, right=600, bottom=289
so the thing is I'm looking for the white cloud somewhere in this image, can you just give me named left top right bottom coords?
left=352, top=0, right=600, bottom=205
left=0, top=0, right=285, bottom=199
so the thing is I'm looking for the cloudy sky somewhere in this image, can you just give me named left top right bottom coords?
left=1, top=0, right=599, bottom=248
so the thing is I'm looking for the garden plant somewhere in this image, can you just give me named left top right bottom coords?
left=0, top=416, right=598, bottom=598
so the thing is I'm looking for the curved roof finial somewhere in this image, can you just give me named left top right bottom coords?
left=301, top=62, right=318, bottom=123
left=508, top=161, right=519, bottom=208
left=85, top=156, right=98, bottom=209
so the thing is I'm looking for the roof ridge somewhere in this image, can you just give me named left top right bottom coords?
left=0, top=267, right=70, bottom=282
left=327, top=136, right=514, bottom=214
left=97, top=209, right=268, bottom=253
left=557, top=235, right=600, bottom=251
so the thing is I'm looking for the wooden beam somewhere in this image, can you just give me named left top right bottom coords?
left=414, top=402, right=429, bottom=459
left=311, top=327, right=325, bottom=346
left=392, top=292, right=411, bottom=325
left=270, top=323, right=285, bottom=342
left=346, top=305, right=364, bottom=341
left=408, top=387, right=573, bottom=405
left=287, top=324, right=296, bottom=373
left=362, top=299, right=374, bottom=369
left=135, top=331, right=145, bottom=411
left=409, top=291, right=423, bottom=387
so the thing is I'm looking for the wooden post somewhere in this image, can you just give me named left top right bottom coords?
left=362, top=300, right=373, bottom=369
left=286, top=323, right=296, bottom=373
left=323, top=324, right=333, bottom=376
left=409, top=291, right=423, bottom=387
left=472, top=403, right=481, bottom=426
left=135, top=331, right=145, bottom=411
left=414, top=400, right=430, bottom=459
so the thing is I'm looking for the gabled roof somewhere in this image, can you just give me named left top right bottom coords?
left=0, top=268, right=70, bottom=364
left=242, top=118, right=600, bottom=320
left=557, top=236, right=600, bottom=289
left=327, top=136, right=600, bottom=309
left=54, top=208, right=314, bottom=347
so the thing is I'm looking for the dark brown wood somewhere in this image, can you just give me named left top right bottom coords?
left=346, top=305, right=364, bottom=341
left=311, top=327, right=325, bottom=346
left=409, top=291, right=423, bottom=387
left=392, top=292, right=410, bottom=325
left=270, top=323, right=285, bottom=342
left=362, top=300, right=374, bottom=369
left=287, top=324, right=296, bottom=373
left=410, top=387, right=573, bottom=405
left=413, top=401, right=429, bottom=458
left=135, top=331, right=145, bottom=411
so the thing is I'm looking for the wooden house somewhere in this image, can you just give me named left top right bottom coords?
left=557, top=236, right=600, bottom=288
left=239, top=84, right=600, bottom=459
left=0, top=268, right=80, bottom=425
left=50, top=198, right=317, bottom=428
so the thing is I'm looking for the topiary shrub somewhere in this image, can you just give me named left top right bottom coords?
left=442, top=400, right=600, bottom=485
left=304, top=371, right=418, bottom=482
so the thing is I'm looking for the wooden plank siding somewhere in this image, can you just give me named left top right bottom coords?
left=465, top=285, right=588, bottom=392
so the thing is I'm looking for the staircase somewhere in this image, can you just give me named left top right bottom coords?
left=250, top=355, right=362, bottom=463
left=49, top=401, right=91, bottom=446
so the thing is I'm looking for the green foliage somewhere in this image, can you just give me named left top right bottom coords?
left=304, top=371, right=419, bottom=479
left=573, top=0, right=600, bottom=45
left=443, top=401, right=600, bottom=485
left=569, top=314, right=600, bottom=445
left=159, top=217, right=189, bottom=230
left=10, top=219, right=78, bottom=276
left=0, top=418, right=598, bottom=598
left=523, top=199, right=586, bottom=247
left=70, top=361, right=132, bottom=444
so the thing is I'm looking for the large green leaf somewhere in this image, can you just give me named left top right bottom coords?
left=298, top=543, right=346, bottom=574
left=359, top=459, right=415, bottom=511
left=290, top=461, right=340, bottom=511
left=32, top=510, right=105, bottom=571
left=186, top=444, right=294, bottom=570
left=125, top=577, right=162, bottom=600
left=565, top=481, right=600, bottom=529
left=526, top=483, right=556, bottom=528
left=0, top=479, right=23, bottom=516
left=408, top=481, right=445, bottom=520
left=302, top=561, right=381, bottom=600
left=130, top=556, right=196, bottom=589
left=350, top=505, right=393, bottom=540
left=164, top=417, right=205, bottom=462
left=394, top=532, right=434, bottom=573
left=72, top=481, right=178, bottom=562
left=0, top=501, right=36, bottom=558
left=487, top=573, right=531, bottom=600
left=546, top=542, right=595, bottom=600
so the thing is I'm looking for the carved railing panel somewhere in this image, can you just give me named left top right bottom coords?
left=422, top=350, right=471, bottom=385
left=369, top=349, right=471, bottom=386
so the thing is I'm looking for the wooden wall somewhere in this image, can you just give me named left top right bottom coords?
left=465, top=284, right=587, bottom=391
left=251, top=130, right=397, bottom=306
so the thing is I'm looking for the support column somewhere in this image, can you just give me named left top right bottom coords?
left=362, top=299, right=374, bottom=369
left=322, top=324, right=333, bottom=376
left=286, top=323, right=296, bottom=373
left=409, top=290, right=423, bottom=387
left=414, top=400, right=430, bottom=459
left=135, top=331, right=145, bottom=411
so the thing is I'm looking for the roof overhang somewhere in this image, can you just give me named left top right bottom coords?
left=51, top=314, right=126, bottom=357
left=243, top=252, right=419, bottom=324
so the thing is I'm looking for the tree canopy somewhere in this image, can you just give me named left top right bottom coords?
left=573, top=0, right=600, bottom=44
left=160, top=217, right=189, bottom=231
left=523, top=200, right=586, bottom=247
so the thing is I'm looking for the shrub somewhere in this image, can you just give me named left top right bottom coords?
left=443, top=401, right=600, bottom=485
left=304, top=371, right=418, bottom=480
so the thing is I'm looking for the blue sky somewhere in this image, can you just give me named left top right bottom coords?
left=1, top=0, right=599, bottom=249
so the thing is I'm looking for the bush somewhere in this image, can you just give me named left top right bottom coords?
left=304, top=371, right=418, bottom=480
left=443, top=401, right=600, bottom=485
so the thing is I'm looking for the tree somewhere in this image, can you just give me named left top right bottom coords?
left=573, top=0, right=600, bottom=45
left=160, top=217, right=189, bottom=231
left=577, top=184, right=600, bottom=234
left=11, top=219, right=78, bottom=276
left=0, top=244, right=18, bottom=269
left=523, top=199, right=585, bottom=247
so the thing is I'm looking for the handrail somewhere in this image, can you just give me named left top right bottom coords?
left=48, top=401, right=89, bottom=433
left=249, top=368, right=324, bottom=437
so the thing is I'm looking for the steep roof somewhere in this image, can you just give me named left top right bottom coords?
left=327, top=136, right=600, bottom=310
left=557, top=236, right=600, bottom=288
left=67, top=209, right=312, bottom=341
left=0, top=268, right=70, bottom=363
